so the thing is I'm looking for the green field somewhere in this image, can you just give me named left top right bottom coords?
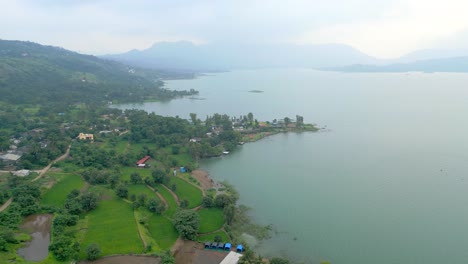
left=41, top=173, right=85, bottom=207
left=197, top=230, right=230, bottom=243
left=119, top=167, right=152, bottom=182
left=157, top=185, right=178, bottom=218
left=127, top=184, right=159, bottom=200
left=80, top=190, right=143, bottom=257
left=168, top=177, right=203, bottom=209
left=198, top=208, right=225, bottom=233
left=147, top=215, right=179, bottom=250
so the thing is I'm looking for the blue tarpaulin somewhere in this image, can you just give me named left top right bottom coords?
left=236, top=244, right=243, bottom=252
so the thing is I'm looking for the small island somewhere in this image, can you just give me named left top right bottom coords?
left=248, top=90, right=264, bottom=93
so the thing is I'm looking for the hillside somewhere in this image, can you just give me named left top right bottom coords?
left=0, top=40, right=195, bottom=108
left=323, top=56, right=468, bottom=73
left=103, top=41, right=379, bottom=71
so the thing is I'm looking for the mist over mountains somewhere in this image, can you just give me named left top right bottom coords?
left=102, top=41, right=380, bottom=71
left=103, top=41, right=468, bottom=73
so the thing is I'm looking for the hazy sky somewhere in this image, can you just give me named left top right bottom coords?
left=2, top=0, right=468, bottom=58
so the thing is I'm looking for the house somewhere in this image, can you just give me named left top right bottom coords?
left=136, top=156, right=151, bottom=167
left=77, top=133, right=94, bottom=140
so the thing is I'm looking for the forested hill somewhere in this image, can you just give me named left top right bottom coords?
left=0, top=39, right=196, bottom=107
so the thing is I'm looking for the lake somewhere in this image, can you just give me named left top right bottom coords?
left=117, top=69, right=468, bottom=264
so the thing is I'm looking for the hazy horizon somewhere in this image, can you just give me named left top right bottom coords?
left=3, top=0, right=468, bottom=59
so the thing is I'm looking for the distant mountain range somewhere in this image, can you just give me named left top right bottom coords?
left=103, top=41, right=468, bottom=73
left=323, top=56, right=468, bottom=73
left=102, top=41, right=380, bottom=71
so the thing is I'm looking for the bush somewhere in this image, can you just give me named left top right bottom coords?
left=86, top=243, right=101, bottom=260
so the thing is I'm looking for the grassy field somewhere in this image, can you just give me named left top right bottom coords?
left=168, top=177, right=203, bottom=209
left=197, top=230, right=230, bottom=243
left=157, top=185, right=178, bottom=218
left=41, top=173, right=85, bottom=207
left=198, top=208, right=225, bottom=233
left=127, top=184, right=159, bottom=200
left=119, top=167, right=152, bottom=182
left=147, top=214, right=179, bottom=250
left=80, top=189, right=143, bottom=257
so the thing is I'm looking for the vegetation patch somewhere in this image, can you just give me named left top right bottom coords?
left=168, top=177, right=203, bottom=209
left=157, top=185, right=178, bottom=218
left=197, top=230, right=229, bottom=243
left=41, top=173, right=85, bottom=207
left=119, top=167, right=152, bottom=182
left=198, top=208, right=225, bottom=233
left=80, top=190, right=143, bottom=257
left=147, top=214, right=179, bottom=250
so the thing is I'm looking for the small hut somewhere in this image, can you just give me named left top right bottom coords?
left=217, top=242, right=225, bottom=250
left=236, top=244, right=244, bottom=253
left=224, top=243, right=232, bottom=251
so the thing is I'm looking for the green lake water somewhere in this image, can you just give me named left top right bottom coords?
left=117, top=69, right=468, bottom=264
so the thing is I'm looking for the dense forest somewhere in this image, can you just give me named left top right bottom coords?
left=0, top=40, right=197, bottom=109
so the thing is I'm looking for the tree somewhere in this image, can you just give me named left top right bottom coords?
left=247, top=112, right=254, bottom=125
left=138, top=193, right=147, bottom=206
left=130, top=172, right=142, bottom=184
left=173, top=209, right=199, bottom=240
left=80, top=192, right=98, bottom=212
left=49, top=236, right=79, bottom=261
left=296, top=115, right=304, bottom=127
left=161, top=250, right=175, bottom=264
left=284, top=117, right=291, bottom=127
left=190, top=113, right=197, bottom=125
left=116, top=185, right=128, bottom=198
left=147, top=198, right=165, bottom=214
left=67, top=189, right=80, bottom=199
left=152, top=168, right=168, bottom=184
left=86, top=243, right=101, bottom=260
left=180, top=199, right=189, bottom=208
left=202, top=196, right=213, bottom=208
left=224, top=204, right=235, bottom=225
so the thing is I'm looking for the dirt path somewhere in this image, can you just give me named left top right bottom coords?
left=32, top=144, right=71, bottom=182
left=134, top=211, right=148, bottom=249
left=146, top=185, right=168, bottom=209
left=0, top=198, right=12, bottom=212
left=162, top=184, right=180, bottom=205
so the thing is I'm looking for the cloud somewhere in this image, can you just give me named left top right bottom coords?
left=1, top=0, right=467, bottom=57
left=298, top=0, right=468, bottom=58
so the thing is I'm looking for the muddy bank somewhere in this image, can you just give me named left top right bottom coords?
left=17, top=214, right=53, bottom=261
left=174, top=240, right=227, bottom=264
left=191, top=169, right=224, bottom=193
